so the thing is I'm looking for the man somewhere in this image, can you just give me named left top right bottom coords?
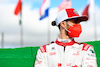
left=34, top=8, right=97, bottom=67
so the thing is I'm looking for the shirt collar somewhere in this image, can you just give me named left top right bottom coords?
left=57, top=38, right=73, bottom=43
left=55, top=38, right=76, bottom=46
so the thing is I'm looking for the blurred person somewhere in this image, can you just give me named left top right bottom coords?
left=34, top=8, right=97, bottom=67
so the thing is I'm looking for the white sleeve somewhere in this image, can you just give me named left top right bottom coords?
left=34, top=49, right=47, bottom=67
left=82, top=46, right=98, bottom=67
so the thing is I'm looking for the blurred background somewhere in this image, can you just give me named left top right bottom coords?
left=0, top=0, right=100, bottom=48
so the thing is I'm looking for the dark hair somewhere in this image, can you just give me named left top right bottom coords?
left=51, top=21, right=56, bottom=26
left=58, top=24, right=60, bottom=30
left=51, top=21, right=60, bottom=30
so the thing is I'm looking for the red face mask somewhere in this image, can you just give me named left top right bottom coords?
left=65, top=24, right=82, bottom=37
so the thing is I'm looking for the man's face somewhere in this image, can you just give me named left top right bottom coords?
left=60, top=19, right=80, bottom=31
left=67, top=19, right=80, bottom=26
left=65, top=19, right=81, bottom=36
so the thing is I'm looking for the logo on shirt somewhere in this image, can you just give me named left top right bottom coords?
left=66, top=63, right=71, bottom=66
left=72, top=65, right=78, bottom=67
left=51, top=47, right=55, bottom=50
left=49, top=52, right=56, bottom=56
left=73, top=51, right=80, bottom=55
left=90, top=49, right=94, bottom=53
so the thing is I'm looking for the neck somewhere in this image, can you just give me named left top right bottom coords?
left=59, top=30, right=71, bottom=39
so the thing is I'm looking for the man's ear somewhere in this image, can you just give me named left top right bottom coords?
left=60, top=21, right=66, bottom=28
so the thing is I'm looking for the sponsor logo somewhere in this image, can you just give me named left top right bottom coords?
left=51, top=47, right=55, bottom=50
left=73, top=51, right=79, bottom=55
left=73, top=10, right=79, bottom=15
left=66, top=63, right=71, bottom=66
left=58, top=63, right=62, bottom=67
left=87, top=65, right=93, bottom=67
left=86, top=58, right=96, bottom=60
left=88, top=53, right=95, bottom=57
left=49, top=52, right=56, bottom=56
left=72, top=65, right=78, bottom=67
left=90, top=49, right=94, bottom=53
left=35, top=61, right=42, bottom=65
left=39, top=45, right=46, bottom=53
left=66, top=63, right=78, bottom=67
left=85, top=62, right=96, bottom=64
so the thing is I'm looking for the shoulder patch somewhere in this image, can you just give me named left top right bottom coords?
left=82, top=43, right=91, bottom=51
left=39, top=45, right=47, bottom=53
left=39, top=41, right=55, bottom=53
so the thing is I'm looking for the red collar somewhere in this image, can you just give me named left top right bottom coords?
left=55, top=38, right=76, bottom=47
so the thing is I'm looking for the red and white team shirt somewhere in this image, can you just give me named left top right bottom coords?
left=35, top=38, right=97, bottom=67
